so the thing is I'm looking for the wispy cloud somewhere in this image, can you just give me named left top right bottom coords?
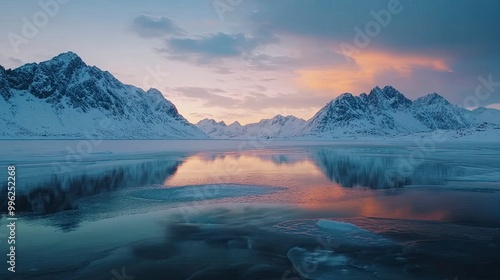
left=486, top=103, right=500, bottom=110
left=131, top=15, right=184, bottom=38
left=170, top=87, right=240, bottom=108
left=160, top=29, right=278, bottom=64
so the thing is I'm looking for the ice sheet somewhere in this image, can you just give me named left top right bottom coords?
left=274, top=219, right=395, bottom=247
left=131, top=184, right=286, bottom=203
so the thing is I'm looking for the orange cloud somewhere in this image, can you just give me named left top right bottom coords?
left=297, top=50, right=452, bottom=94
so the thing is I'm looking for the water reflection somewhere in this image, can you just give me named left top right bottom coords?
left=313, top=148, right=463, bottom=189
left=2, top=144, right=500, bottom=280
left=0, top=147, right=470, bottom=216
left=0, top=157, right=183, bottom=214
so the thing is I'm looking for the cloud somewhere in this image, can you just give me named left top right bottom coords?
left=243, top=53, right=295, bottom=71
left=250, top=0, right=500, bottom=57
left=241, top=92, right=328, bottom=112
left=8, top=57, right=23, bottom=65
left=0, top=53, right=24, bottom=69
left=297, top=50, right=452, bottom=95
left=131, top=15, right=183, bottom=38
left=161, top=29, right=278, bottom=64
left=170, top=87, right=240, bottom=107
left=168, top=33, right=250, bottom=57
left=260, top=78, right=277, bottom=82
left=170, top=85, right=328, bottom=114
left=486, top=103, right=500, bottom=110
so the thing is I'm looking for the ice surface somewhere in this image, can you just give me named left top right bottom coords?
left=316, top=219, right=370, bottom=233
left=274, top=219, right=395, bottom=247
left=132, top=184, right=286, bottom=203
left=287, top=247, right=350, bottom=280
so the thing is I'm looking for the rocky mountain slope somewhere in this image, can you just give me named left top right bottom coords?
left=197, top=86, right=500, bottom=139
left=0, top=52, right=206, bottom=139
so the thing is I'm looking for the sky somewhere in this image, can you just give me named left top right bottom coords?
left=1, top=0, right=500, bottom=124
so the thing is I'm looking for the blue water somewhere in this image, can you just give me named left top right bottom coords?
left=0, top=140, right=499, bottom=279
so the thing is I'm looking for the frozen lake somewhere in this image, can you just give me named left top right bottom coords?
left=1, top=140, right=499, bottom=279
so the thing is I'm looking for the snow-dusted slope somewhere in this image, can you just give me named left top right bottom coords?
left=470, top=107, right=500, bottom=125
left=197, top=115, right=307, bottom=139
left=0, top=52, right=207, bottom=139
left=197, top=86, right=500, bottom=140
left=2, top=53, right=498, bottom=141
left=412, top=93, right=470, bottom=130
left=303, top=86, right=499, bottom=139
left=305, top=86, right=468, bottom=137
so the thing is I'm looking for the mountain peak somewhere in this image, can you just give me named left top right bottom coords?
left=51, top=51, right=84, bottom=64
left=268, top=114, right=304, bottom=123
left=35, top=51, right=87, bottom=73
left=0, top=53, right=207, bottom=139
left=383, top=85, right=396, bottom=91
left=368, top=86, right=385, bottom=97
left=330, top=93, right=354, bottom=104
left=146, top=88, right=164, bottom=97
left=416, top=92, right=449, bottom=105
left=197, top=118, right=227, bottom=127
left=273, top=114, right=294, bottom=120
left=382, top=85, right=401, bottom=97
left=370, top=85, right=405, bottom=98
left=363, top=85, right=411, bottom=109
left=338, top=92, right=354, bottom=99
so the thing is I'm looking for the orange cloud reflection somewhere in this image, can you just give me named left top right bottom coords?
left=164, top=152, right=325, bottom=188
left=161, top=151, right=451, bottom=222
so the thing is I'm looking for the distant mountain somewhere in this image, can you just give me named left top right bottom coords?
left=470, top=107, right=500, bottom=125
left=304, top=86, right=473, bottom=137
left=197, top=114, right=307, bottom=139
left=0, top=52, right=207, bottom=139
left=2, top=52, right=499, bottom=140
left=197, top=86, right=500, bottom=139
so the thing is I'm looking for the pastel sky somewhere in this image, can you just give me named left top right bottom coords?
left=1, top=0, right=500, bottom=124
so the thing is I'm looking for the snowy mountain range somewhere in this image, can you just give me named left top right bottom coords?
left=197, top=115, right=308, bottom=139
left=0, top=52, right=206, bottom=139
left=197, top=86, right=500, bottom=139
left=1, top=52, right=499, bottom=140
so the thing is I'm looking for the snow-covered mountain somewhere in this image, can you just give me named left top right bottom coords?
left=197, top=114, right=307, bottom=139
left=197, top=86, right=500, bottom=139
left=304, top=86, right=474, bottom=137
left=470, top=107, right=500, bottom=125
left=0, top=52, right=206, bottom=139
left=2, top=52, right=498, bottom=140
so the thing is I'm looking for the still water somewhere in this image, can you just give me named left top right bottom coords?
left=0, top=140, right=499, bottom=279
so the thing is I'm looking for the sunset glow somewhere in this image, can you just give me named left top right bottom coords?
left=297, top=50, right=452, bottom=95
left=1, top=0, right=499, bottom=123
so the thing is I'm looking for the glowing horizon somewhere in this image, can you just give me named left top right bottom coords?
left=1, top=0, right=499, bottom=124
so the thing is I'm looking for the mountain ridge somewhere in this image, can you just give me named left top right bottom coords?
left=198, top=86, right=500, bottom=139
left=1, top=51, right=499, bottom=140
left=0, top=51, right=207, bottom=139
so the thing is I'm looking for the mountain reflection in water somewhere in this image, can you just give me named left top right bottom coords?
left=1, top=157, right=183, bottom=214
left=313, top=148, right=463, bottom=189
left=1, top=147, right=469, bottom=217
